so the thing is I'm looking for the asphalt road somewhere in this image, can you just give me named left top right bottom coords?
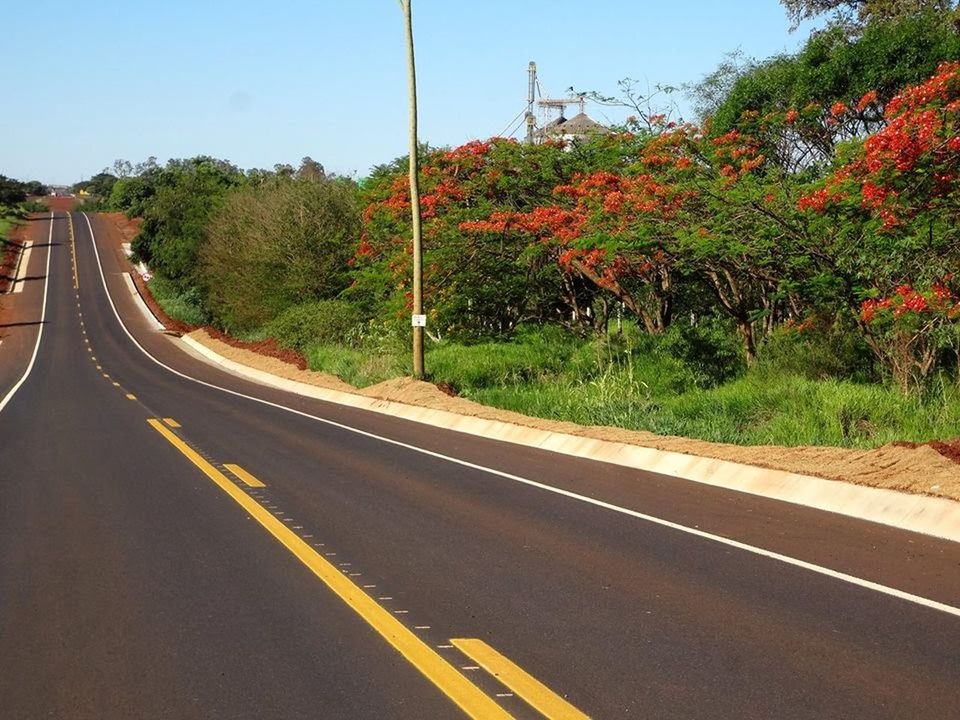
left=0, top=211, right=958, bottom=719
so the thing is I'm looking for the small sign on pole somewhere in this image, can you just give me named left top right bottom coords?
left=411, top=314, right=427, bottom=327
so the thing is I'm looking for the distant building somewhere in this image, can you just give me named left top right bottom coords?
left=535, top=111, right=611, bottom=145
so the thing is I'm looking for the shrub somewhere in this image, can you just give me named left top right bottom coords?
left=758, top=320, right=874, bottom=382
left=267, top=300, right=364, bottom=351
left=201, top=177, right=360, bottom=332
left=19, top=200, right=49, bottom=213
left=146, top=275, right=210, bottom=326
left=659, top=319, right=745, bottom=388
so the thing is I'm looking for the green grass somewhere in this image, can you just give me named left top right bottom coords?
left=305, top=344, right=408, bottom=387
left=467, top=371, right=960, bottom=447
left=0, top=215, right=14, bottom=240
left=146, top=275, right=209, bottom=326
left=299, top=326, right=960, bottom=448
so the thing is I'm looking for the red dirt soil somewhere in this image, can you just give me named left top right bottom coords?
left=894, top=438, right=960, bottom=464
left=203, top=328, right=308, bottom=371
left=47, top=196, right=77, bottom=213
left=0, top=224, right=28, bottom=295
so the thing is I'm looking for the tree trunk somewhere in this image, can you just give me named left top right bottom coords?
left=737, top=319, right=757, bottom=366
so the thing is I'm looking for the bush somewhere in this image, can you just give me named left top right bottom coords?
left=201, top=177, right=360, bottom=332
left=758, top=321, right=874, bottom=382
left=146, top=275, right=210, bottom=326
left=19, top=200, right=49, bottom=213
left=659, top=319, right=745, bottom=388
left=267, top=300, right=364, bottom=351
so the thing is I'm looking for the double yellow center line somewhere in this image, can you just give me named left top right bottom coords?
left=67, top=213, right=79, bottom=289
left=147, top=418, right=589, bottom=719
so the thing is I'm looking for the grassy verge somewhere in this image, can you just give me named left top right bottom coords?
left=305, top=344, right=408, bottom=387
left=467, top=372, right=960, bottom=448
left=146, top=275, right=209, bottom=326
left=302, top=328, right=960, bottom=448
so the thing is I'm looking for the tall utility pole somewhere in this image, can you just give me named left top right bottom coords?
left=525, top=61, right=537, bottom=144
left=399, top=0, right=425, bottom=378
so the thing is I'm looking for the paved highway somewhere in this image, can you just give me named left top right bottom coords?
left=1, top=211, right=959, bottom=718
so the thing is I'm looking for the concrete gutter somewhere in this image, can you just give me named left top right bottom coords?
left=178, top=333, right=960, bottom=543
left=123, top=273, right=165, bottom=332
left=8, top=241, right=32, bottom=294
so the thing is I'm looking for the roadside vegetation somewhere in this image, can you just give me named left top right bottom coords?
left=81, top=3, right=960, bottom=449
left=0, top=175, right=49, bottom=283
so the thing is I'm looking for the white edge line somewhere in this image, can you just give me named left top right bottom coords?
left=0, top=213, right=54, bottom=413
left=81, top=212, right=960, bottom=619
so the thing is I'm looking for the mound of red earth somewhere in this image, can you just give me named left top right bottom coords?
left=894, top=438, right=960, bottom=465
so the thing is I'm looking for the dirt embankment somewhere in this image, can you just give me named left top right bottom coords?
left=93, top=211, right=960, bottom=504
left=0, top=222, right=29, bottom=295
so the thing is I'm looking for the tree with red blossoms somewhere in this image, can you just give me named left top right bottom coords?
left=797, top=63, right=960, bottom=387
left=353, top=137, right=606, bottom=338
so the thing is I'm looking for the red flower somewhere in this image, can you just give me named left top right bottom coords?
left=856, top=91, right=878, bottom=112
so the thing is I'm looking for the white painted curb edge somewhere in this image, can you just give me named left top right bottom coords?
left=122, top=273, right=165, bottom=332
left=179, top=334, right=960, bottom=543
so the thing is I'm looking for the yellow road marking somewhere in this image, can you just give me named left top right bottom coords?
left=126, top=393, right=137, bottom=400
left=96, top=365, right=102, bottom=370
left=163, top=418, right=181, bottom=428
left=67, top=213, right=79, bottom=289
left=146, top=419, right=512, bottom=719
left=102, top=373, right=110, bottom=379
left=112, top=382, right=120, bottom=387
left=451, top=639, right=589, bottom=720
left=223, top=463, right=266, bottom=488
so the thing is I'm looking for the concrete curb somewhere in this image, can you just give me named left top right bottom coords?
left=9, top=241, right=32, bottom=294
left=122, top=273, right=165, bottom=332
left=178, top=334, right=960, bottom=543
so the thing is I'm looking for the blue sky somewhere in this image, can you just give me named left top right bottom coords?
left=2, top=1, right=816, bottom=185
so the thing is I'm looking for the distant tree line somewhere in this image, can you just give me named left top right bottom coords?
left=0, top=175, right=47, bottom=206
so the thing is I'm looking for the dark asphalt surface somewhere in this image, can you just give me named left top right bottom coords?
left=0, top=211, right=958, bottom=719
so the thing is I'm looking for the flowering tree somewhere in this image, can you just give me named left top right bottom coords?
left=859, top=281, right=960, bottom=391
left=355, top=139, right=587, bottom=338
left=461, top=119, right=812, bottom=361
left=355, top=63, right=960, bottom=382
left=797, top=62, right=960, bottom=387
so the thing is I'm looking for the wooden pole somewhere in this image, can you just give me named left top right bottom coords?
left=400, top=0, right=424, bottom=379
